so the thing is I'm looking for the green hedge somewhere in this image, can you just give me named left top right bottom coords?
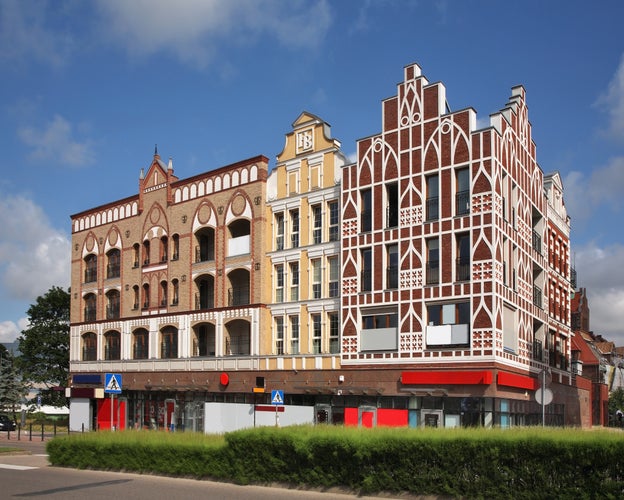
left=47, top=427, right=624, bottom=498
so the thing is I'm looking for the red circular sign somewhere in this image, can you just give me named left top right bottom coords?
left=220, top=373, right=229, bottom=386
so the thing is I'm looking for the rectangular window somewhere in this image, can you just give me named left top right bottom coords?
left=275, top=316, right=284, bottom=355
left=312, top=204, right=322, bottom=244
left=386, top=182, right=399, bottom=228
left=290, top=261, right=299, bottom=301
left=311, top=259, right=322, bottom=299
left=275, top=212, right=284, bottom=250
left=456, top=233, right=470, bottom=281
left=360, top=312, right=398, bottom=351
left=387, top=244, right=398, bottom=289
left=328, top=256, right=339, bottom=297
left=312, top=314, right=322, bottom=354
left=426, top=238, right=439, bottom=285
left=361, top=248, right=372, bottom=292
left=290, top=209, right=299, bottom=248
left=290, top=315, right=299, bottom=355
left=328, top=201, right=339, bottom=241
left=426, top=174, right=439, bottom=221
left=361, top=188, right=372, bottom=232
left=455, top=168, right=470, bottom=215
left=275, top=264, right=284, bottom=302
left=329, top=313, right=340, bottom=354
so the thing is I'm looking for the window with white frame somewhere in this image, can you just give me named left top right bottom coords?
left=275, top=264, right=284, bottom=302
left=275, top=316, right=284, bottom=354
left=312, top=204, right=322, bottom=244
left=328, top=200, right=339, bottom=241
left=290, top=209, right=299, bottom=248
left=328, top=256, right=339, bottom=297
left=290, top=315, right=299, bottom=354
left=275, top=212, right=284, bottom=250
left=290, top=261, right=299, bottom=301
left=312, top=313, right=322, bottom=354
left=311, top=259, right=321, bottom=299
left=329, top=312, right=340, bottom=353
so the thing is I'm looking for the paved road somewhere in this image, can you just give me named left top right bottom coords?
left=0, top=435, right=421, bottom=499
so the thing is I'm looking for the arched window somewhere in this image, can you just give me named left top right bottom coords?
left=227, top=269, right=250, bottom=306
left=142, top=240, right=150, bottom=266
left=132, top=243, right=140, bottom=268
left=106, top=289, right=120, bottom=319
left=133, top=328, right=149, bottom=359
left=160, top=280, right=168, bottom=307
left=193, top=323, right=215, bottom=357
left=142, top=284, right=150, bottom=309
left=225, top=319, right=250, bottom=355
left=104, top=330, right=120, bottom=360
left=82, top=332, right=97, bottom=361
left=132, top=285, right=140, bottom=310
left=106, top=248, right=121, bottom=279
left=83, top=293, right=97, bottom=322
left=84, top=254, right=97, bottom=283
left=171, top=234, right=180, bottom=261
left=160, top=326, right=178, bottom=359
left=160, top=236, right=168, bottom=262
left=227, top=219, right=250, bottom=256
left=194, top=227, right=215, bottom=262
left=195, top=274, right=214, bottom=310
left=171, top=279, right=179, bottom=306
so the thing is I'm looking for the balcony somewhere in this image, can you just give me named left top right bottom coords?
left=532, top=229, right=542, bottom=255
left=195, top=293, right=214, bottom=310
left=361, top=327, right=397, bottom=351
left=533, top=285, right=542, bottom=308
left=426, top=324, right=469, bottom=347
left=228, top=235, right=250, bottom=256
left=195, top=245, right=214, bottom=263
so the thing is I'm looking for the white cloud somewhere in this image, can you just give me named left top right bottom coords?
left=596, top=53, right=624, bottom=142
left=96, top=0, right=332, bottom=68
left=0, top=195, right=70, bottom=302
left=0, top=0, right=73, bottom=68
left=0, top=318, right=28, bottom=344
left=563, top=156, right=624, bottom=228
left=574, top=242, right=624, bottom=345
left=18, top=115, right=95, bottom=167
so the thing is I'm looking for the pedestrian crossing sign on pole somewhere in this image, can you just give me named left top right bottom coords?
left=271, top=390, right=284, bottom=405
left=104, top=373, right=122, bottom=394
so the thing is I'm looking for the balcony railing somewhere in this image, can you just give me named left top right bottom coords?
left=387, top=266, right=398, bottom=289
left=106, top=264, right=120, bottom=279
left=426, top=262, right=439, bottom=285
left=426, top=197, right=439, bottom=221
left=104, top=346, right=120, bottom=360
left=228, top=287, right=250, bottom=306
left=106, top=305, right=120, bottom=320
left=456, top=258, right=470, bottom=281
left=82, top=347, right=97, bottom=361
left=360, top=271, right=372, bottom=292
left=133, top=345, right=148, bottom=360
left=195, top=293, right=214, bottom=310
left=386, top=205, right=398, bottom=228
left=455, top=190, right=470, bottom=216
left=84, top=307, right=96, bottom=322
left=84, top=269, right=97, bottom=283
left=195, top=245, right=214, bottom=263
left=533, top=285, right=542, bottom=308
left=532, top=229, right=542, bottom=255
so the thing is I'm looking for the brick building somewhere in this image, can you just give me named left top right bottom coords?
left=68, top=62, right=585, bottom=430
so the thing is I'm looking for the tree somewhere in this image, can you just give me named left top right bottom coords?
left=0, top=350, right=29, bottom=418
left=608, top=387, right=624, bottom=427
left=16, top=286, right=70, bottom=408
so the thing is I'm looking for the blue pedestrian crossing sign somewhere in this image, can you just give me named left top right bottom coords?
left=271, top=390, right=284, bottom=405
left=104, top=373, right=122, bottom=394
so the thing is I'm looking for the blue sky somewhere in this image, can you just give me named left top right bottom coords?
left=1, top=0, right=623, bottom=345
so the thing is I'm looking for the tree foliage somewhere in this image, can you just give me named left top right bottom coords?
left=608, top=387, right=624, bottom=426
left=0, top=350, right=29, bottom=417
left=16, top=286, right=70, bottom=407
